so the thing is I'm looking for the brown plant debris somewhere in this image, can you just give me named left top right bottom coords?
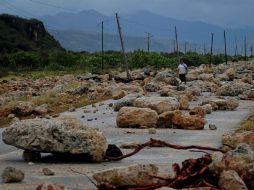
left=105, top=138, right=225, bottom=161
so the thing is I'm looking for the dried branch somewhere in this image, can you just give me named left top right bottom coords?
left=105, top=138, right=225, bottom=161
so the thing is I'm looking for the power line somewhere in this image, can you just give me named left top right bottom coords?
left=27, top=0, right=77, bottom=12
left=121, top=17, right=169, bottom=32
left=2, top=0, right=34, bottom=17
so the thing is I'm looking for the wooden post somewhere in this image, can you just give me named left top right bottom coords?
left=234, top=36, right=238, bottom=57
left=173, top=40, right=176, bottom=53
left=101, top=21, right=104, bottom=71
left=174, top=26, right=180, bottom=63
left=184, top=41, right=187, bottom=54
left=146, top=32, right=153, bottom=52
left=244, top=36, right=247, bottom=60
left=209, top=33, right=214, bottom=67
left=224, top=30, right=228, bottom=64
left=115, top=13, right=130, bottom=79
left=203, top=43, right=207, bottom=54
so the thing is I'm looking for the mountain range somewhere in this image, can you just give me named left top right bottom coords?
left=40, top=9, right=254, bottom=54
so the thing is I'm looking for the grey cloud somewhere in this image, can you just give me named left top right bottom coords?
left=0, top=0, right=253, bottom=29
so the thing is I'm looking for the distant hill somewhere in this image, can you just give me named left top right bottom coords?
left=49, top=29, right=169, bottom=52
left=0, top=14, right=63, bottom=53
left=41, top=9, right=254, bottom=53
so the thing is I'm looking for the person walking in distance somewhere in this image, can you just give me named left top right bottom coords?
left=177, top=59, right=188, bottom=85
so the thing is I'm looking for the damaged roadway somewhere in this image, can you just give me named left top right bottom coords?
left=0, top=97, right=254, bottom=190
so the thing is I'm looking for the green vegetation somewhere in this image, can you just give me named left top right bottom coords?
left=0, top=14, right=249, bottom=77
left=0, top=14, right=62, bottom=53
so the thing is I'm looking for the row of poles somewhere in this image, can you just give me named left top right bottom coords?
left=100, top=13, right=252, bottom=78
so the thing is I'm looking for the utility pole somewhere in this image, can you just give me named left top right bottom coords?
left=203, top=43, right=207, bottom=54
left=146, top=32, right=153, bottom=52
left=115, top=13, right=130, bottom=79
left=251, top=45, right=253, bottom=57
left=173, top=40, right=176, bottom=53
left=184, top=41, right=187, bottom=54
left=101, top=21, right=104, bottom=71
left=224, top=30, right=228, bottom=64
left=234, top=36, right=238, bottom=57
left=244, top=36, right=247, bottom=60
left=209, top=33, right=214, bottom=67
left=174, top=26, right=180, bottom=63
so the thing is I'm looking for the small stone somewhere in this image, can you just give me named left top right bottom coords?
left=8, top=114, right=15, bottom=119
left=81, top=115, right=85, bottom=118
left=42, top=168, right=55, bottom=176
left=1, top=167, right=25, bottom=183
left=99, top=103, right=104, bottom=106
left=94, top=118, right=97, bottom=120
left=148, top=128, right=156, bottom=134
left=69, top=107, right=76, bottom=112
left=92, top=104, right=96, bottom=107
left=28, top=162, right=34, bottom=165
left=44, top=115, right=51, bottom=119
left=219, top=170, right=248, bottom=190
left=12, top=117, right=20, bottom=122
left=52, top=114, right=59, bottom=118
left=108, top=103, right=113, bottom=107
left=87, top=119, right=93, bottom=121
left=209, top=123, right=217, bottom=130
left=105, top=144, right=123, bottom=158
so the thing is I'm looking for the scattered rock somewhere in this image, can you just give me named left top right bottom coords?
left=68, top=106, right=76, bottom=112
left=148, top=128, right=156, bottom=134
left=105, top=144, right=123, bottom=158
left=201, top=98, right=239, bottom=111
left=12, top=101, right=35, bottom=116
left=7, top=113, right=15, bottom=119
left=2, top=117, right=107, bottom=162
left=179, top=95, right=189, bottom=110
left=93, top=164, right=159, bottom=189
left=42, top=168, right=55, bottom=176
left=70, top=85, right=89, bottom=95
left=201, top=104, right=213, bottom=114
left=222, top=131, right=254, bottom=151
left=157, top=110, right=181, bottom=128
left=34, top=104, right=49, bottom=115
left=218, top=170, right=248, bottom=190
left=1, top=167, right=24, bottom=183
left=144, top=82, right=160, bottom=92
left=189, top=107, right=206, bottom=118
left=134, top=97, right=179, bottom=114
left=209, top=123, right=217, bottom=130
left=112, top=90, right=127, bottom=100
left=116, top=107, right=158, bottom=128
left=210, top=143, right=254, bottom=189
left=113, top=93, right=141, bottom=111
left=172, top=112, right=206, bottom=130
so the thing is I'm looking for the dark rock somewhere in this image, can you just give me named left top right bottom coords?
left=1, top=167, right=24, bottom=183
left=105, top=144, right=123, bottom=158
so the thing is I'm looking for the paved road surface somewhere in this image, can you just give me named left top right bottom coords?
left=0, top=98, right=253, bottom=190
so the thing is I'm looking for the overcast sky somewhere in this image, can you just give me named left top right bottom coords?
left=0, top=0, right=253, bottom=29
